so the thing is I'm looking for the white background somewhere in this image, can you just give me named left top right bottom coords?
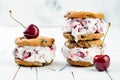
left=0, top=1, right=120, bottom=79
left=0, top=0, right=120, bottom=27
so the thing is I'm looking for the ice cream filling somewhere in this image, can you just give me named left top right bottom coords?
left=62, top=18, right=106, bottom=42
left=61, top=45, right=102, bottom=64
left=13, top=45, right=56, bottom=63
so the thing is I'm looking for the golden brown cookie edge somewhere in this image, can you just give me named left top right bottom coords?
left=15, top=36, right=55, bottom=47
left=64, top=11, right=104, bottom=19
left=15, top=58, right=53, bottom=67
left=67, top=59, right=93, bottom=67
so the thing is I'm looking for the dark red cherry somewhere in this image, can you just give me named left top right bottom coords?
left=23, top=24, right=39, bottom=39
left=94, top=23, right=111, bottom=71
left=94, top=55, right=110, bottom=71
left=9, top=10, right=39, bottom=39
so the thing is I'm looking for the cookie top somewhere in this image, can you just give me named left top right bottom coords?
left=65, top=39, right=102, bottom=49
left=15, top=36, right=55, bottom=47
left=64, top=11, right=104, bottom=19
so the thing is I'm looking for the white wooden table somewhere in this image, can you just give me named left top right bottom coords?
left=0, top=26, right=120, bottom=80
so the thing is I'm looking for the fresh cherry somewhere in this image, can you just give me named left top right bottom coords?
left=23, top=24, right=39, bottom=39
left=94, top=23, right=111, bottom=71
left=9, top=10, right=39, bottom=39
left=94, top=55, right=110, bottom=71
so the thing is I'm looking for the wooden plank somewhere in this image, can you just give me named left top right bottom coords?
left=37, top=67, right=73, bottom=80
left=106, top=47, right=120, bottom=80
left=13, top=67, right=36, bottom=80
left=108, top=62, right=120, bottom=80
left=66, top=66, right=111, bottom=80
left=0, top=52, right=19, bottom=80
left=44, top=58, right=67, bottom=71
left=0, top=66, right=20, bottom=80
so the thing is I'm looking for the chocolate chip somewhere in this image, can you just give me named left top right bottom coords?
left=41, top=39, right=47, bottom=43
left=95, top=23, right=98, bottom=26
left=88, top=21, right=90, bottom=23
left=84, top=27, right=88, bottom=29
left=20, top=37, right=24, bottom=39
left=81, top=35, right=85, bottom=38
left=86, top=15, right=91, bottom=18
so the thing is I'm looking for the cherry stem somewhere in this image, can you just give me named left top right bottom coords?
left=102, top=23, right=111, bottom=45
left=9, top=10, right=26, bottom=29
left=101, top=22, right=111, bottom=55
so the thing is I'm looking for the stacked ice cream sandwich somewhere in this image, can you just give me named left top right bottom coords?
left=62, top=11, right=106, bottom=67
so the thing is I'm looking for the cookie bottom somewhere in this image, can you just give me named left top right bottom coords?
left=15, top=58, right=53, bottom=67
left=63, top=32, right=104, bottom=41
left=67, top=59, right=93, bottom=67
